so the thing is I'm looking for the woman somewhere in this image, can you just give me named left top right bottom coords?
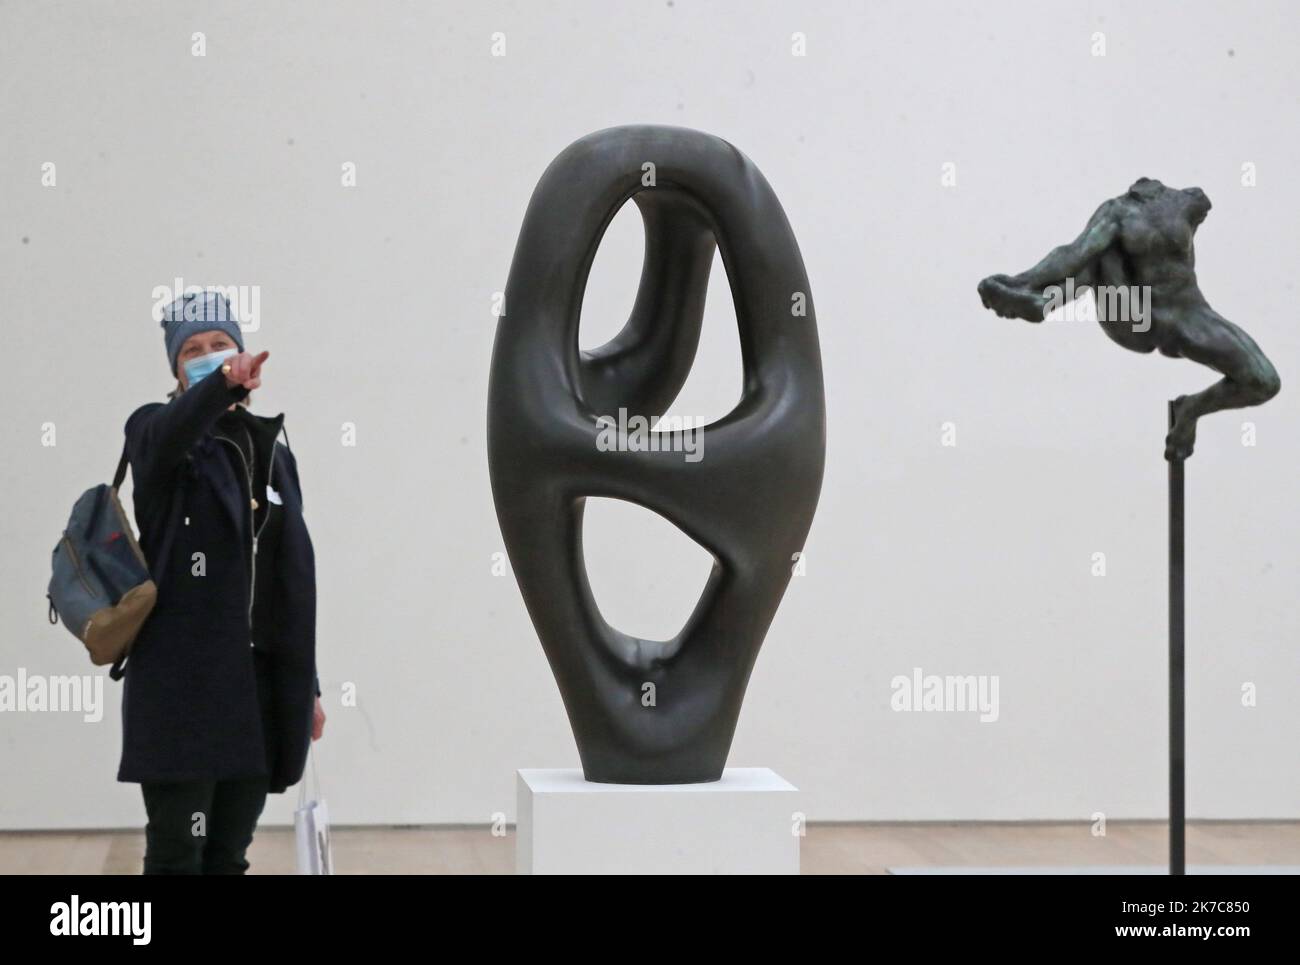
left=119, top=290, right=325, bottom=874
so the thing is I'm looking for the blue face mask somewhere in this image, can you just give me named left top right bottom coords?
left=182, top=348, right=237, bottom=389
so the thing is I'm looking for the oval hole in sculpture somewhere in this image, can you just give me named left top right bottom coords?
left=578, top=198, right=742, bottom=426
left=578, top=200, right=643, bottom=352
left=580, top=496, right=716, bottom=643
left=659, top=247, right=742, bottom=429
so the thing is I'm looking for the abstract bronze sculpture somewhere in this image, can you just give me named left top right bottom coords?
left=978, top=178, right=1280, bottom=460
left=488, top=126, right=825, bottom=784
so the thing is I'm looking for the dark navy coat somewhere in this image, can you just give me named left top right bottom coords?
left=117, top=370, right=317, bottom=793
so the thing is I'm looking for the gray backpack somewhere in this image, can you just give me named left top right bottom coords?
left=47, top=443, right=166, bottom=680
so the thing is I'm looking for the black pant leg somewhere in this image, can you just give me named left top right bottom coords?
left=141, top=780, right=216, bottom=874
left=201, top=775, right=270, bottom=874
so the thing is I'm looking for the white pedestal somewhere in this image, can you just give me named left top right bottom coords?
left=516, top=767, right=800, bottom=875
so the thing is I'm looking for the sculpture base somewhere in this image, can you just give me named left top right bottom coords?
left=515, top=767, right=800, bottom=875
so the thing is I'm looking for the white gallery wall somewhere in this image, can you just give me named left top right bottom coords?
left=2, top=0, right=1297, bottom=830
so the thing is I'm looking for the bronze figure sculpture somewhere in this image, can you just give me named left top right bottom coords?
left=978, top=178, right=1280, bottom=459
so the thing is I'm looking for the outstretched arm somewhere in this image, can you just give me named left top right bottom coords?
left=979, top=200, right=1123, bottom=321
left=124, top=351, right=268, bottom=494
left=1009, top=199, right=1122, bottom=289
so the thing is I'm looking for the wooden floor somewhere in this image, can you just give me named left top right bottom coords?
left=2, top=821, right=1297, bottom=874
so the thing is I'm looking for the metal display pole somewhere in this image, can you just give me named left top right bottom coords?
left=1168, top=401, right=1186, bottom=876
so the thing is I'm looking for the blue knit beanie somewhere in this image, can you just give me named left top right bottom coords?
left=160, top=290, right=246, bottom=375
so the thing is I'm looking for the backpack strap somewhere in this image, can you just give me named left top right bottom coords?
left=111, top=440, right=129, bottom=491
left=109, top=652, right=128, bottom=680
left=109, top=438, right=132, bottom=679
left=109, top=656, right=127, bottom=679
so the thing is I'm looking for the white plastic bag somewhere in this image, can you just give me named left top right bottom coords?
left=294, top=745, right=334, bottom=875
